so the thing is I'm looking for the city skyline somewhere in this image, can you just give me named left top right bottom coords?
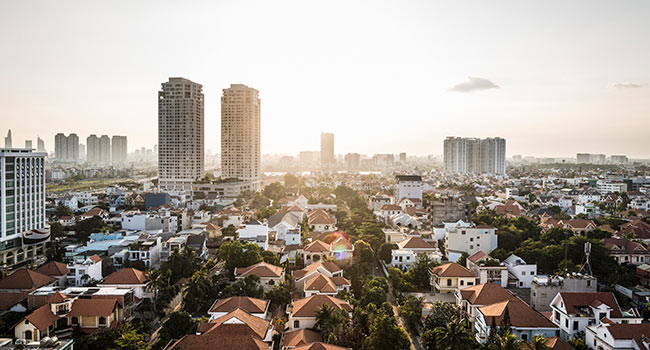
left=1, top=0, right=649, bottom=158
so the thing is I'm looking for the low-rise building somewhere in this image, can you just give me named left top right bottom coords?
left=603, top=238, right=650, bottom=265
left=98, top=268, right=150, bottom=299
left=430, top=262, right=478, bottom=293
left=235, top=262, right=285, bottom=292
left=530, top=274, right=597, bottom=311
left=503, top=254, right=537, bottom=288
left=586, top=321, right=650, bottom=350
left=238, top=220, right=270, bottom=250
left=287, top=295, right=352, bottom=330
left=391, top=236, right=442, bottom=271
left=466, top=251, right=508, bottom=286
left=208, top=296, right=269, bottom=320
left=293, top=261, right=344, bottom=292
left=442, top=221, right=498, bottom=262
left=475, top=299, right=559, bottom=343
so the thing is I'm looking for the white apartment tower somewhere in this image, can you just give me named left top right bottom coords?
left=0, top=148, right=49, bottom=271
left=443, top=136, right=506, bottom=175
left=37, top=137, right=45, bottom=152
left=86, top=134, right=99, bottom=164
left=112, top=135, right=128, bottom=166
left=98, top=135, right=111, bottom=165
left=221, top=84, right=261, bottom=185
left=320, top=132, right=335, bottom=168
left=158, top=77, right=204, bottom=191
left=4, top=130, right=12, bottom=149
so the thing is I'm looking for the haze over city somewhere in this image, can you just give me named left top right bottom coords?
left=1, top=0, right=649, bottom=158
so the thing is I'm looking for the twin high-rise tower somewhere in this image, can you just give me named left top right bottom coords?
left=157, top=79, right=261, bottom=191
left=444, top=136, right=506, bottom=175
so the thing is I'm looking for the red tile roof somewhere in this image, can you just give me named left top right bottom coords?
left=292, top=343, right=350, bottom=350
left=290, top=295, right=352, bottom=318
left=209, top=297, right=268, bottom=314
left=68, top=298, right=118, bottom=317
left=303, top=240, right=331, bottom=253
left=459, top=283, right=518, bottom=305
left=0, top=268, right=55, bottom=290
left=558, top=292, right=624, bottom=318
left=235, top=262, right=283, bottom=278
left=431, top=262, right=476, bottom=278
left=281, top=329, right=322, bottom=348
left=0, top=292, right=28, bottom=310
left=479, top=299, right=556, bottom=328
left=24, top=305, right=59, bottom=330
left=36, top=261, right=69, bottom=277
left=170, top=323, right=269, bottom=350
left=101, top=268, right=148, bottom=284
left=293, top=261, right=342, bottom=281
left=398, top=236, right=434, bottom=250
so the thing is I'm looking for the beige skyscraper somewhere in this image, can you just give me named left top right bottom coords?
left=221, top=84, right=260, bottom=185
left=320, top=132, right=334, bottom=167
left=158, top=77, right=204, bottom=191
left=112, top=135, right=128, bottom=166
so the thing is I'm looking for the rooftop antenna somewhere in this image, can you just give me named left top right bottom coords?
left=579, top=242, right=592, bottom=276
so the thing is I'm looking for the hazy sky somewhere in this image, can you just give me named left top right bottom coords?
left=1, top=0, right=649, bottom=158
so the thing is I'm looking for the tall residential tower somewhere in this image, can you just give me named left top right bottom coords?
left=320, top=132, right=334, bottom=168
left=443, top=136, right=506, bottom=175
left=221, top=84, right=261, bottom=186
left=158, top=77, right=204, bottom=191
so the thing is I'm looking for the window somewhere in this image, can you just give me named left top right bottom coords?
left=72, top=317, right=79, bottom=325
left=447, top=279, right=452, bottom=286
left=269, top=280, right=275, bottom=285
left=521, top=334, right=528, bottom=341
left=460, top=280, right=464, bottom=286
left=294, top=320, right=299, bottom=328
left=99, top=317, right=107, bottom=326
left=573, top=321, right=578, bottom=330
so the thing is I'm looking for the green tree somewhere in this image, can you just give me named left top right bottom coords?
left=493, top=331, right=521, bottom=350
left=528, top=336, right=550, bottom=350
left=263, top=182, right=286, bottom=202
left=217, top=241, right=263, bottom=277
left=315, top=303, right=347, bottom=342
left=113, top=323, right=148, bottom=350
left=406, top=255, right=439, bottom=291
left=360, top=277, right=389, bottom=307
left=74, top=216, right=108, bottom=243
left=221, top=275, right=264, bottom=299
left=567, top=337, right=589, bottom=350
left=423, top=302, right=465, bottom=329
left=353, top=240, right=375, bottom=267
left=153, top=312, right=197, bottom=350
left=429, top=316, right=475, bottom=350
left=379, top=243, right=396, bottom=264
left=264, top=281, right=293, bottom=307
left=54, top=203, right=73, bottom=217
left=363, top=313, right=410, bottom=350
left=284, top=173, right=299, bottom=188
left=457, top=252, right=470, bottom=266
left=399, top=295, right=423, bottom=330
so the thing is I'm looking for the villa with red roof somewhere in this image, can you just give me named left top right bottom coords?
left=235, top=262, right=285, bottom=292
left=430, top=262, right=478, bottom=293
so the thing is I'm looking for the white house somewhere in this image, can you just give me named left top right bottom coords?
left=98, top=268, right=150, bottom=299
left=443, top=221, right=498, bottom=262
left=307, top=209, right=337, bottom=233
left=586, top=321, right=650, bottom=350
left=287, top=295, right=352, bottom=330
left=234, top=262, right=285, bottom=292
left=66, top=254, right=103, bottom=286
left=391, top=236, right=442, bottom=271
left=550, top=292, right=642, bottom=341
left=503, top=254, right=537, bottom=288
left=303, top=273, right=351, bottom=297
left=466, top=251, right=508, bottom=287
left=120, top=212, right=173, bottom=234
left=207, top=296, right=269, bottom=320
left=474, top=299, right=560, bottom=343
left=430, top=262, right=478, bottom=293
left=237, top=220, right=270, bottom=250
left=395, top=175, right=423, bottom=207
left=293, top=261, right=344, bottom=292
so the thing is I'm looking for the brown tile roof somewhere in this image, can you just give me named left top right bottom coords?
left=293, top=261, right=342, bottom=281
left=605, top=323, right=650, bottom=349
left=0, top=292, right=28, bottom=310
left=89, top=254, right=102, bottom=263
left=24, top=304, right=59, bottom=330
left=170, top=323, right=269, bottom=350
left=620, top=219, right=650, bottom=239
left=82, top=207, right=108, bottom=217
left=380, top=204, right=402, bottom=211
left=330, top=236, right=353, bottom=251
left=431, top=262, right=476, bottom=278
left=459, top=283, right=518, bottom=305
left=292, top=343, right=350, bottom=350
left=397, top=236, right=434, bottom=250
left=46, top=292, right=69, bottom=303
left=290, top=295, right=352, bottom=318
left=562, top=219, right=595, bottom=229
left=281, top=329, right=322, bottom=348
left=467, top=251, right=488, bottom=263
left=0, top=268, right=55, bottom=290
left=479, top=299, right=556, bottom=328
left=524, top=337, right=572, bottom=350
left=236, top=262, right=283, bottom=278
left=558, top=292, right=623, bottom=318
left=101, top=268, right=148, bottom=284
left=307, top=209, right=336, bottom=225
left=603, top=238, right=648, bottom=254
left=304, top=240, right=331, bottom=253
left=205, top=222, right=221, bottom=231
left=304, top=274, right=338, bottom=294
left=36, top=261, right=69, bottom=277
left=209, top=297, right=269, bottom=314
left=204, top=309, right=270, bottom=339
left=68, top=298, right=118, bottom=317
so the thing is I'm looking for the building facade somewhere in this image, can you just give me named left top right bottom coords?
left=158, top=77, right=205, bottom=191
left=444, top=136, right=506, bottom=175
left=221, top=84, right=260, bottom=186
left=111, top=135, right=128, bottom=166
left=1, top=148, right=49, bottom=271
left=55, top=133, right=79, bottom=162
left=320, top=132, right=334, bottom=168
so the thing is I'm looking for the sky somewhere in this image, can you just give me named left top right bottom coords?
left=1, top=0, right=649, bottom=158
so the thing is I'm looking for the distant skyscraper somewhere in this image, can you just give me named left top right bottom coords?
left=345, top=153, right=361, bottom=170
left=112, top=135, right=128, bottom=166
left=399, top=152, right=407, bottom=163
left=87, top=134, right=99, bottom=164
left=320, top=132, right=334, bottom=168
left=79, top=143, right=85, bottom=161
left=37, top=137, right=45, bottom=152
left=4, top=130, right=12, bottom=148
left=158, top=77, right=204, bottom=190
left=99, top=135, right=111, bottom=165
left=444, top=136, right=506, bottom=175
left=54, top=133, right=79, bottom=161
left=221, top=84, right=260, bottom=184
left=25, top=140, right=32, bottom=149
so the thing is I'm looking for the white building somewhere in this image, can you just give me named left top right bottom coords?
left=391, top=236, right=442, bottom=271
left=550, top=292, right=642, bottom=341
left=586, top=322, right=650, bottom=350
left=395, top=175, right=423, bottom=205
left=0, top=148, right=49, bottom=271
left=444, top=137, right=506, bottom=175
left=158, top=77, right=204, bottom=191
left=503, top=254, right=537, bottom=288
left=597, top=180, right=627, bottom=194
left=120, top=212, right=173, bottom=234
left=66, top=254, right=103, bottom=286
left=237, top=220, right=269, bottom=250
left=442, top=220, right=498, bottom=262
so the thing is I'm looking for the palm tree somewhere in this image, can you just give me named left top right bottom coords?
left=315, top=303, right=344, bottom=342
left=494, top=331, right=521, bottom=350
left=529, top=336, right=549, bottom=350
left=433, top=316, right=474, bottom=350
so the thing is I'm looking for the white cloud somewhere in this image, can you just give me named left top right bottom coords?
left=449, top=76, right=499, bottom=92
left=612, top=82, right=643, bottom=89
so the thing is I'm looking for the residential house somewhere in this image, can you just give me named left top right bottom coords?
left=235, top=262, right=285, bottom=292
left=475, top=299, right=559, bottom=343
left=65, top=254, right=103, bottom=286
left=302, top=240, right=331, bottom=265
left=442, top=221, right=498, bottom=262
left=329, top=236, right=354, bottom=263
left=303, top=273, right=350, bottom=297
left=307, top=209, right=337, bottom=233
left=98, top=268, right=150, bottom=299
left=586, top=321, right=650, bottom=350
left=391, top=236, right=442, bottom=271
left=281, top=329, right=322, bottom=349
left=79, top=207, right=109, bottom=221
left=456, top=283, right=518, bottom=325
left=503, top=254, right=537, bottom=288
left=466, top=251, right=508, bottom=286
left=208, top=296, right=269, bottom=320
left=238, top=220, right=270, bottom=250
left=430, top=262, right=478, bottom=293
left=603, top=238, right=650, bottom=265
left=36, top=261, right=69, bottom=287
left=287, top=295, right=352, bottom=330
left=293, top=261, right=344, bottom=292
left=550, top=292, right=642, bottom=341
